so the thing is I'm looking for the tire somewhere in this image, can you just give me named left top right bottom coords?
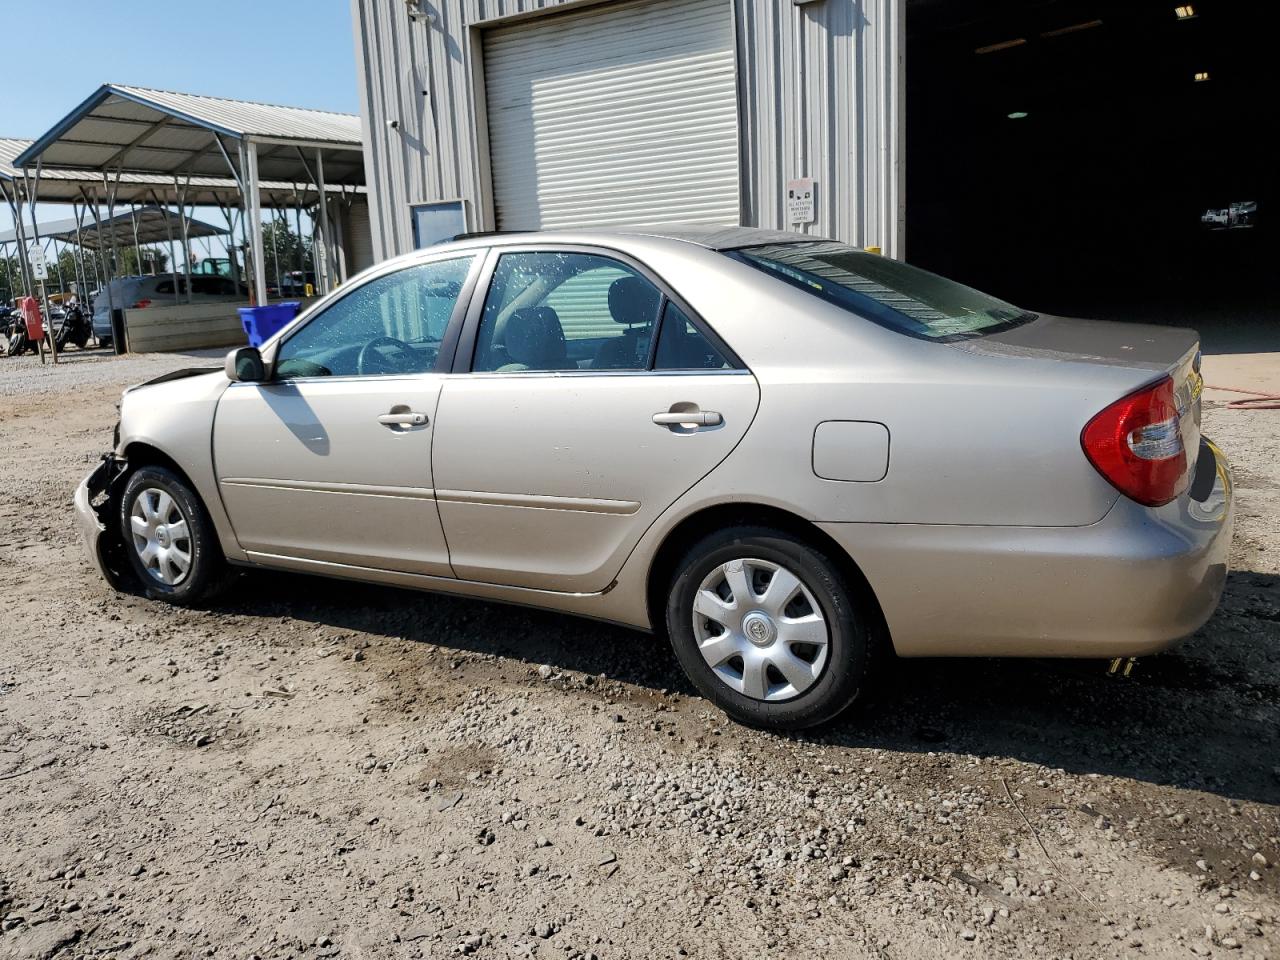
left=119, top=465, right=230, bottom=605
left=665, top=527, right=872, bottom=730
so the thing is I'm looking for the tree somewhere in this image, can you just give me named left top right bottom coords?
left=0, top=255, right=22, bottom=303
left=115, top=246, right=169, bottom=276
left=262, top=219, right=313, bottom=286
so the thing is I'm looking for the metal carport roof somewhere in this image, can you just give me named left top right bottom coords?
left=13, top=84, right=365, bottom=186
left=0, top=205, right=226, bottom=250
left=0, top=138, right=355, bottom=207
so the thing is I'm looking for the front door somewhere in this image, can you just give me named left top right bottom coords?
left=432, top=249, right=759, bottom=592
left=213, top=254, right=478, bottom=576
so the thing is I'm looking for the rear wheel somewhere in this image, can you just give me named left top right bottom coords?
left=119, top=466, right=229, bottom=605
left=665, top=527, right=872, bottom=730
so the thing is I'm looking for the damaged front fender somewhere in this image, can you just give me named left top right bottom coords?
left=74, top=456, right=137, bottom=592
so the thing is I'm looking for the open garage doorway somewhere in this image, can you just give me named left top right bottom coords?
left=906, top=0, right=1275, bottom=355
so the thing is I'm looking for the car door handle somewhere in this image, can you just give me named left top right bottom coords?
left=378, top=411, right=428, bottom=427
left=652, top=410, right=723, bottom=427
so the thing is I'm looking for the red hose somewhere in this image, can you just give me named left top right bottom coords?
left=1205, top=385, right=1280, bottom=410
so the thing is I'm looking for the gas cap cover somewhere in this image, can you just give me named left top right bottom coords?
left=812, top=420, right=890, bottom=482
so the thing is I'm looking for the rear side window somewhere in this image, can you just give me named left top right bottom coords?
left=471, top=252, right=663, bottom=373
left=731, top=241, right=1035, bottom=341
left=654, top=302, right=731, bottom=370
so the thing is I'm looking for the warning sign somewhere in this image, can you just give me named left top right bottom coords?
left=787, top=178, right=816, bottom=224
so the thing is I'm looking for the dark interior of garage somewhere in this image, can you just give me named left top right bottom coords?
left=906, top=0, right=1275, bottom=349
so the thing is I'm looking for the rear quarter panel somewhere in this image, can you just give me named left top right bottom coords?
left=619, top=240, right=1147, bottom=527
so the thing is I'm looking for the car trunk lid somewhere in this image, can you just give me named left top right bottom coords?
left=977, top=314, right=1204, bottom=496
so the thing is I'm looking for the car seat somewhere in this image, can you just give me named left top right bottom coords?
left=594, top=276, right=660, bottom=369
left=497, top=307, right=568, bottom=372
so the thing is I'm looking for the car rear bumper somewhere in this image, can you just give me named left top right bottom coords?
left=820, top=439, right=1234, bottom=658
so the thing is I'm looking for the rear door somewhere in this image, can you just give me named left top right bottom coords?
left=431, top=247, right=759, bottom=592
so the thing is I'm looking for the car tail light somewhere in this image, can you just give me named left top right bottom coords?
left=130, top=299, right=153, bottom=309
left=1081, top=376, right=1187, bottom=507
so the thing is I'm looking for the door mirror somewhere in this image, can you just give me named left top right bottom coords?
left=225, top=346, right=266, bottom=383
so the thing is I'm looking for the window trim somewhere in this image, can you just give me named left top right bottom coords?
left=450, top=243, right=746, bottom=376
left=265, top=251, right=487, bottom=383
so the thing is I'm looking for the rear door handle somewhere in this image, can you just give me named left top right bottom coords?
left=652, top=410, right=722, bottom=427
left=378, top=411, right=428, bottom=427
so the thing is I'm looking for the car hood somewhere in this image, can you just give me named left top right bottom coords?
left=124, top=367, right=223, bottom=396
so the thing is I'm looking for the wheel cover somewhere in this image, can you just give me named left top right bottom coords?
left=691, top=558, right=830, bottom=702
left=129, top=488, right=193, bottom=586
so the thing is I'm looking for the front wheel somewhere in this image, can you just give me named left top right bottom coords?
left=665, top=527, right=873, bottom=730
left=119, top=465, right=229, bottom=605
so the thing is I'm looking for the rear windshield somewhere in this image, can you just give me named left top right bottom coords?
left=730, top=241, right=1035, bottom=341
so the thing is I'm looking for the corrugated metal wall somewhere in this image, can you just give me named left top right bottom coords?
left=350, top=0, right=904, bottom=263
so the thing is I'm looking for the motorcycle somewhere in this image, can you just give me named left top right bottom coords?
left=54, top=303, right=92, bottom=350
left=1, top=305, right=45, bottom=357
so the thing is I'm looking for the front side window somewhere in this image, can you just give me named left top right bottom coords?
left=731, top=241, right=1035, bottom=341
left=472, top=252, right=663, bottom=373
left=274, top=256, right=473, bottom=379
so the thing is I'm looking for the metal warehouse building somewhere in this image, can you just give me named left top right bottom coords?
left=352, top=0, right=903, bottom=259
left=353, top=0, right=1271, bottom=332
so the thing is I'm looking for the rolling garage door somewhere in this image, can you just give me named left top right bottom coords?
left=483, top=0, right=739, bottom=230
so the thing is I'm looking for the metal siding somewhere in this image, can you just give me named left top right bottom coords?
left=351, top=0, right=903, bottom=263
left=484, top=0, right=739, bottom=230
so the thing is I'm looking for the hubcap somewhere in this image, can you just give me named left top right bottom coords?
left=129, top=488, right=192, bottom=586
left=691, top=558, right=830, bottom=702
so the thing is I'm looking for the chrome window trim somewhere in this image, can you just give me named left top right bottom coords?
left=450, top=243, right=747, bottom=375
left=441, top=368, right=753, bottom=381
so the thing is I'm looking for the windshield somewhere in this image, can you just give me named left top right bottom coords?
left=730, top=241, right=1035, bottom=341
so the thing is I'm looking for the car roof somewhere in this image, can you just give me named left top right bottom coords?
left=438, top=224, right=828, bottom=253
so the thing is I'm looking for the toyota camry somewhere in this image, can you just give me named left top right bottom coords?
left=75, top=226, right=1234, bottom=729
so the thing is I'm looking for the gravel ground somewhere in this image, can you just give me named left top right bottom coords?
left=0, top=347, right=1276, bottom=960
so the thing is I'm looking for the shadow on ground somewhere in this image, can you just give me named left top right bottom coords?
left=211, top=567, right=1280, bottom=807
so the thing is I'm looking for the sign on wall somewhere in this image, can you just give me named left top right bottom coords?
left=787, top=178, right=816, bottom=225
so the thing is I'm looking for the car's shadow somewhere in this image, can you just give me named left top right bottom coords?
left=212, top=568, right=1280, bottom=807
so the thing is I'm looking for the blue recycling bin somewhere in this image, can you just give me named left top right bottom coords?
left=238, top=302, right=301, bottom=348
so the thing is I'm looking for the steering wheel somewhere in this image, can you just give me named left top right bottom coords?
left=356, top=336, right=416, bottom=376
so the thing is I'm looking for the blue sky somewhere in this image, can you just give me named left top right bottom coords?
left=1, top=0, right=359, bottom=238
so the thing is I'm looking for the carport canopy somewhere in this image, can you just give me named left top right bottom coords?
left=13, top=84, right=364, bottom=186
left=1, top=137, right=351, bottom=208
left=0, top=205, right=226, bottom=250
left=13, top=84, right=366, bottom=300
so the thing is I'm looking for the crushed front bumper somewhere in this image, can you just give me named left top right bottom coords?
left=74, top=456, right=134, bottom=591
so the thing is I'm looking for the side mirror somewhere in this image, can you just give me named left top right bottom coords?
left=225, top=346, right=266, bottom=382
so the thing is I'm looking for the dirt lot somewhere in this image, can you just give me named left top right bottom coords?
left=1, top=347, right=1277, bottom=960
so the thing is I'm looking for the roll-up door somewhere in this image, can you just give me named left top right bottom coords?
left=483, top=0, right=739, bottom=230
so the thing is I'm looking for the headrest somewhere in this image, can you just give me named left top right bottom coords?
left=608, top=275, right=661, bottom=327
left=504, top=307, right=566, bottom=366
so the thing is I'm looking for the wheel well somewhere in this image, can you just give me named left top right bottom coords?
left=122, top=442, right=198, bottom=491
left=644, top=502, right=891, bottom=649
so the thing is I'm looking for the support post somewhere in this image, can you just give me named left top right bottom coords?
left=174, top=175, right=193, bottom=303
left=24, top=162, right=57, bottom=363
left=244, top=141, right=267, bottom=304
left=1, top=180, right=34, bottom=297
left=315, top=150, right=332, bottom=293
